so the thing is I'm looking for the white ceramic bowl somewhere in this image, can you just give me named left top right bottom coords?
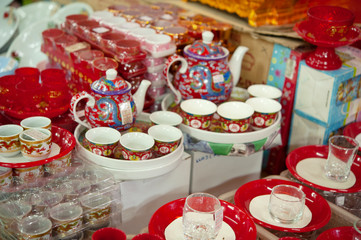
left=247, top=84, right=282, bottom=100
left=0, top=7, right=20, bottom=52
left=245, top=97, right=282, bottom=114
left=217, top=101, right=254, bottom=120
left=149, top=111, right=183, bottom=127
left=180, top=99, right=217, bottom=116
left=119, top=132, right=154, bottom=152
left=148, top=124, right=183, bottom=143
left=16, top=2, right=60, bottom=33
left=6, top=19, right=53, bottom=67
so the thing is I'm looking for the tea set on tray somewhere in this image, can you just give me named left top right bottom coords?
left=69, top=31, right=282, bottom=162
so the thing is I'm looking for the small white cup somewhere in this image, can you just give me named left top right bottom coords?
left=149, top=111, right=183, bottom=127
left=180, top=99, right=217, bottom=130
left=85, top=127, right=121, bottom=157
left=20, top=116, right=52, bottom=130
left=0, top=124, right=23, bottom=157
left=119, top=132, right=154, bottom=160
left=247, top=84, right=282, bottom=100
left=148, top=125, right=182, bottom=155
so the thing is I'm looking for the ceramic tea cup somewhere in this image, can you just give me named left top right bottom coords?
left=180, top=99, right=217, bottom=130
left=149, top=111, right=183, bottom=127
left=0, top=200, right=32, bottom=226
left=13, top=165, right=44, bottom=184
left=247, top=84, right=282, bottom=100
left=119, top=132, right=154, bottom=160
left=20, top=116, right=52, bottom=130
left=0, top=124, right=23, bottom=157
left=245, top=97, right=281, bottom=129
left=148, top=124, right=182, bottom=156
left=0, top=167, right=12, bottom=189
left=19, top=128, right=52, bottom=161
left=18, top=215, right=53, bottom=240
left=80, top=192, right=112, bottom=224
left=49, top=202, right=83, bottom=237
left=85, top=127, right=121, bottom=157
left=45, top=151, right=72, bottom=175
left=217, top=101, right=254, bottom=133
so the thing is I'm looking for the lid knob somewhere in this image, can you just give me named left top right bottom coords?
left=202, top=31, right=214, bottom=44
left=106, top=69, right=117, bottom=80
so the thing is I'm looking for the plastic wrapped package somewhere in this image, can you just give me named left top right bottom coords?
left=0, top=161, right=121, bottom=240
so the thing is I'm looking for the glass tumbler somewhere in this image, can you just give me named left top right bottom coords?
left=183, top=192, right=223, bottom=240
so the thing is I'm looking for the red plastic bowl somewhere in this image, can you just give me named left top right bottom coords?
left=234, top=178, right=331, bottom=233
left=0, top=125, right=76, bottom=168
left=92, top=227, right=126, bottom=240
left=316, top=226, right=355, bottom=239
left=148, top=198, right=257, bottom=240
left=286, top=145, right=361, bottom=193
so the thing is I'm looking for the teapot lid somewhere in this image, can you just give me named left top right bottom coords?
left=91, top=69, right=131, bottom=95
left=185, top=31, right=226, bottom=60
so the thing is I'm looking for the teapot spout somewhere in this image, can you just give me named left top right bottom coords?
left=133, top=79, right=151, bottom=115
left=229, top=46, right=249, bottom=87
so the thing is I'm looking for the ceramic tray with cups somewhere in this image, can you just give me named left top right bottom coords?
left=148, top=197, right=258, bottom=240
left=74, top=113, right=185, bottom=180
left=286, top=144, right=361, bottom=194
left=234, top=178, right=331, bottom=234
left=0, top=120, right=76, bottom=190
left=161, top=93, right=281, bottom=155
left=0, top=163, right=122, bottom=240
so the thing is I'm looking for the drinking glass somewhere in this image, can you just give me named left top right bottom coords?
left=268, top=184, right=306, bottom=224
left=324, top=135, right=359, bottom=182
left=353, top=219, right=361, bottom=240
left=183, top=193, right=223, bottom=240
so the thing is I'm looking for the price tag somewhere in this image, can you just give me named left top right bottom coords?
left=120, top=101, right=133, bottom=125
left=23, top=129, right=49, bottom=141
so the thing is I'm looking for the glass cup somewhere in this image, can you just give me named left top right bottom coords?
left=182, top=193, right=223, bottom=240
left=354, top=219, right=361, bottom=240
left=324, top=135, right=359, bottom=182
left=268, top=184, right=306, bottom=224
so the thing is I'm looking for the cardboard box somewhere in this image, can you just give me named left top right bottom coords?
left=294, top=56, right=361, bottom=126
left=190, top=150, right=263, bottom=196
left=288, top=112, right=351, bottom=152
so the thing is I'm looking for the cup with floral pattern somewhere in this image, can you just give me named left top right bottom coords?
left=119, top=132, right=154, bottom=160
left=0, top=124, right=23, bottom=157
left=45, top=151, right=72, bottom=175
left=19, top=128, right=52, bottom=161
left=80, top=192, right=112, bottom=224
left=18, top=215, right=52, bottom=240
left=13, top=165, right=44, bottom=184
left=0, top=167, right=12, bottom=190
left=20, top=116, right=52, bottom=131
left=180, top=99, right=217, bottom=130
left=0, top=200, right=32, bottom=226
left=85, top=127, right=121, bottom=158
left=217, top=101, right=254, bottom=133
left=148, top=125, right=182, bottom=156
left=245, top=97, right=281, bottom=130
left=49, top=202, right=83, bottom=238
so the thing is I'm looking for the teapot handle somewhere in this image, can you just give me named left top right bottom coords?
left=163, top=54, right=188, bottom=104
left=70, top=91, right=95, bottom=129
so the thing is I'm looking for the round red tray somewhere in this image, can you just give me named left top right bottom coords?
left=234, top=178, right=331, bottom=233
left=148, top=198, right=257, bottom=240
left=286, top=145, right=361, bottom=193
left=0, top=125, right=76, bottom=168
